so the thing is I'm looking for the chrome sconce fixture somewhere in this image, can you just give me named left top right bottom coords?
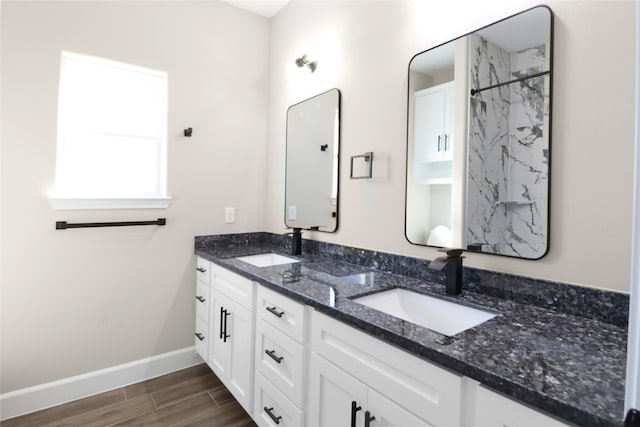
left=295, top=54, right=317, bottom=73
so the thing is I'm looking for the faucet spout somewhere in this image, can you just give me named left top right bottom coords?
left=428, top=248, right=464, bottom=295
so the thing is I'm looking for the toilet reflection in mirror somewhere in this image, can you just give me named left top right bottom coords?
left=405, top=6, right=552, bottom=260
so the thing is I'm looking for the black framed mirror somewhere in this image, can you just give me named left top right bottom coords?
left=405, top=6, right=552, bottom=259
left=285, top=88, right=341, bottom=232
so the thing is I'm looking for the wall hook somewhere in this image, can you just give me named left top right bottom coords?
left=320, top=144, right=328, bottom=151
left=184, top=128, right=193, bottom=137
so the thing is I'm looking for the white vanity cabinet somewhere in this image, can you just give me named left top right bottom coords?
left=194, top=258, right=255, bottom=415
left=253, top=286, right=308, bottom=427
left=308, top=310, right=463, bottom=427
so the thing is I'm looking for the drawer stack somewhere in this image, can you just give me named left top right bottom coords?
left=194, top=257, right=211, bottom=362
left=253, top=286, right=307, bottom=427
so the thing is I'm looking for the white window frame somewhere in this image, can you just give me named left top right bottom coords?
left=50, top=51, right=171, bottom=210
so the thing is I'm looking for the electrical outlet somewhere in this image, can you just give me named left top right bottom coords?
left=225, top=207, right=235, bottom=224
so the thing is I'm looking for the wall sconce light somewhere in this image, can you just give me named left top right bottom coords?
left=295, top=54, right=317, bottom=73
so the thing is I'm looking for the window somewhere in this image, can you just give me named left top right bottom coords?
left=51, top=52, right=169, bottom=209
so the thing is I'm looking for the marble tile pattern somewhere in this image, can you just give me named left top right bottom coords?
left=195, top=233, right=628, bottom=427
left=467, top=34, right=549, bottom=258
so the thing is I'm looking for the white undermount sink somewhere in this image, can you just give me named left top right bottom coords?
left=352, top=288, right=497, bottom=336
left=236, top=253, right=301, bottom=267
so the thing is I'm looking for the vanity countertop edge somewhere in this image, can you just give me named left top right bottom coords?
left=195, top=238, right=627, bottom=427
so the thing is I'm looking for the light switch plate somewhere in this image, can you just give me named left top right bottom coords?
left=288, top=206, right=297, bottom=221
left=225, top=207, right=235, bottom=224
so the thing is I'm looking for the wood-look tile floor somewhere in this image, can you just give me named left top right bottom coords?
left=1, top=364, right=257, bottom=427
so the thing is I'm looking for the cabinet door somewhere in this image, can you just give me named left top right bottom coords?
left=308, top=353, right=368, bottom=427
left=414, top=89, right=446, bottom=162
left=367, top=389, right=432, bottom=427
left=442, top=85, right=455, bottom=160
left=210, top=291, right=254, bottom=413
left=209, top=295, right=231, bottom=378
left=226, top=296, right=254, bottom=412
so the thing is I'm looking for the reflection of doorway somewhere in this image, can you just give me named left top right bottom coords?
left=625, top=6, right=640, bottom=422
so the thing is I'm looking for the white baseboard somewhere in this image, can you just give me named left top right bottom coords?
left=0, top=346, right=201, bottom=421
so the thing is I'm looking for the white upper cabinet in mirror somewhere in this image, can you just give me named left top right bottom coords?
left=285, top=89, right=341, bottom=232
left=405, top=6, right=552, bottom=260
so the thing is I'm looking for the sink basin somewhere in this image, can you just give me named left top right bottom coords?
left=352, top=288, right=496, bottom=336
left=236, top=253, right=300, bottom=267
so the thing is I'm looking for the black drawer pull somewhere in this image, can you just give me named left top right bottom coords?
left=365, top=410, right=376, bottom=427
left=265, top=349, right=284, bottom=364
left=351, top=401, right=362, bottom=427
left=195, top=332, right=205, bottom=341
left=266, top=306, right=285, bottom=318
left=196, top=267, right=206, bottom=273
left=264, top=406, right=282, bottom=424
left=196, top=296, right=206, bottom=303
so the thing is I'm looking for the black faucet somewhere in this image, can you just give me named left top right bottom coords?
left=428, top=248, right=465, bottom=295
left=284, top=228, right=303, bottom=255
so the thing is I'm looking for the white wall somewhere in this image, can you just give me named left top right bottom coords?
left=0, top=1, right=269, bottom=393
left=266, top=0, right=637, bottom=292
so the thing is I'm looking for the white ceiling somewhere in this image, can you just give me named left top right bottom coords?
left=221, top=0, right=290, bottom=18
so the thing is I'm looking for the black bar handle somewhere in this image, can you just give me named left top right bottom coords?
left=219, top=307, right=225, bottom=339
left=195, top=332, right=205, bottom=341
left=265, top=349, right=284, bottom=364
left=264, top=407, right=282, bottom=424
left=223, top=309, right=231, bottom=342
left=196, top=267, right=206, bottom=273
left=365, top=410, right=376, bottom=427
left=56, top=218, right=166, bottom=230
left=351, top=401, right=362, bottom=427
left=196, top=296, right=206, bottom=303
left=266, top=306, right=285, bottom=318
left=437, top=135, right=442, bottom=152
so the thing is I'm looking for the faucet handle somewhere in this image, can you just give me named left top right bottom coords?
left=438, top=248, right=464, bottom=258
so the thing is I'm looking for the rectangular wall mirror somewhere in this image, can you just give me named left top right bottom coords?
left=285, top=88, right=341, bottom=232
left=405, top=6, right=552, bottom=259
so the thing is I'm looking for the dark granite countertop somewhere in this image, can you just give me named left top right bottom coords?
left=195, top=238, right=627, bottom=427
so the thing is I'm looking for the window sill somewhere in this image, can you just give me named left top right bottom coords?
left=50, top=197, right=172, bottom=210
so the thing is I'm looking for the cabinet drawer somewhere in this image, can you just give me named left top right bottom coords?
left=212, top=264, right=254, bottom=309
left=311, top=310, right=462, bottom=427
left=255, top=319, right=305, bottom=408
left=195, top=316, right=208, bottom=362
left=195, top=281, right=209, bottom=322
left=257, top=286, right=305, bottom=343
left=254, top=372, right=304, bottom=427
left=196, top=257, right=211, bottom=284
left=474, top=386, right=569, bottom=427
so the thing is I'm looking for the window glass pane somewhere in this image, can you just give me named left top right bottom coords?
left=55, top=52, right=167, bottom=200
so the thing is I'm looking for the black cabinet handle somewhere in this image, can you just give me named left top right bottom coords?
left=266, top=306, right=285, bottom=318
left=437, top=135, right=442, bottom=152
left=219, top=307, right=225, bottom=339
left=351, top=401, right=362, bottom=427
left=444, top=133, right=449, bottom=150
left=196, top=296, right=206, bottom=303
left=365, top=410, right=376, bottom=427
left=265, top=349, right=284, bottom=364
left=195, top=332, right=205, bottom=341
left=222, top=308, right=231, bottom=342
left=196, top=267, right=206, bottom=273
left=263, top=406, right=282, bottom=424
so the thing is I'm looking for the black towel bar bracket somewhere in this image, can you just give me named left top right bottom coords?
left=56, top=218, right=166, bottom=230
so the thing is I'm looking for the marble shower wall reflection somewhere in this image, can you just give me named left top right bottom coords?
left=466, top=34, right=549, bottom=258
